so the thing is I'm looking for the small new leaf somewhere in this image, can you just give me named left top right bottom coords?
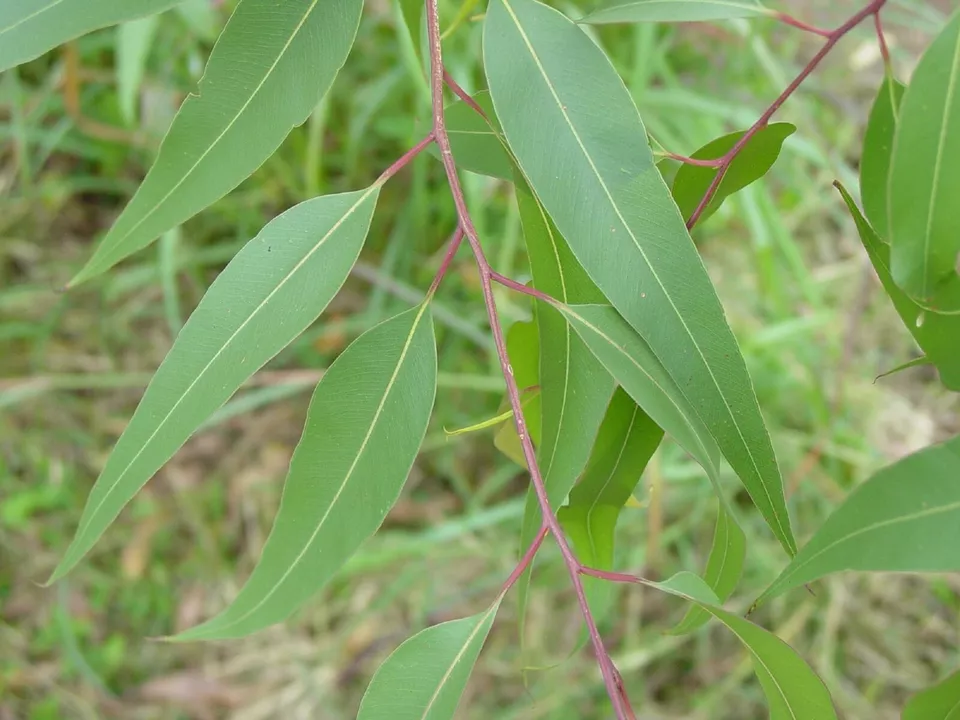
left=756, top=434, right=960, bottom=608
left=357, top=600, right=500, bottom=719
left=174, top=305, right=437, bottom=639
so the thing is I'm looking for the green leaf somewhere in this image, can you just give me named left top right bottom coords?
left=357, top=600, right=499, bottom=719
left=116, top=15, right=160, bottom=126
left=484, top=0, right=796, bottom=556
left=903, top=668, right=960, bottom=720
left=755, top=434, right=960, bottom=608
left=647, top=572, right=838, bottom=719
left=579, top=0, right=768, bottom=25
left=174, top=305, right=437, bottom=639
left=0, top=0, right=182, bottom=72
left=875, top=355, right=932, bottom=382
left=671, top=122, right=795, bottom=224
left=175, top=0, right=221, bottom=41
left=430, top=92, right=514, bottom=180
left=513, top=172, right=614, bottom=645
left=398, top=0, right=425, bottom=67
left=860, top=76, right=905, bottom=242
left=836, top=182, right=960, bottom=391
left=69, top=0, right=363, bottom=286
left=492, top=320, right=542, bottom=467
left=888, top=9, right=960, bottom=311
left=49, top=188, right=380, bottom=583
left=558, top=388, right=663, bottom=621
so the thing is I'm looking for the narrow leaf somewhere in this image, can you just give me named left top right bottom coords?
left=669, top=501, right=745, bottom=634
left=484, top=0, right=796, bottom=555
left=756, top=434, right=960, bottom=608
left=398, top=0, right=425, bottom=67
left=903, top=668, right=960, bottom=720
left=648, top=572, right=838, bottom=719
left=579, top=0, right=768, bottom=25
left=49, top=188, right=380, bottom=583
left=175, top=305, right=437, bottom=639
left=888, top=9, right=960, bottom=310
left=558, top=388, right=663, bottom=621
left=836, top=182, right=960, bottom=391
left=493, top=320, right=542, bottom=466
left=70, top=0, right=363, bottom=285
left=429, top=92, right=513, bottom=180
left=875, top=355, right=932, bottom=382
left=671, top=123, right=795, bottom=224
left=860, top=76, right=905, bottom=241
left=116, top=15, right=160, bottom=126
left=358, top=600, right=499, bottom=719
left=0, top=0, right=182, bottom=72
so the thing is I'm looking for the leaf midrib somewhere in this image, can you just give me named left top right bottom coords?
left=0, top=0, right=64, bottom=37
left=65, top=188, right=376, bottom=568
left=497, top=0, right=789, bottom=547
left=95, top=0, right=321, bottom=260
left=194, top=303, right=430, bottom=637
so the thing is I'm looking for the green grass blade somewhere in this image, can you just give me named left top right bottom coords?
left=484, top=0, right=796, bottom=555
left=69, top=0, right=363, bottom=286
left=173, top=305, right=437, bottom=639
left=49, top=187, right=380, bottom=583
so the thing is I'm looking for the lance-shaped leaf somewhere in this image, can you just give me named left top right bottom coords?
left=175, top=305, right=437, bottom=639
left=903, top=668, right=960, bottom=720
left=888, top=9, right=960, bottom=310
left=493, top=320, right=542, bottom=466
left=644, top=572, right=838, bottom=719
left=579, top=0, right=768, bottom=25
left=755, top=434, right=960, bottom=608
left=836, top=182, right=960, bottom=391
left=484, top=0, right=796, bottom=555
left=427, top=92, right=513, bottom=181
left=860, top=76, right=905, bottom=242
left=49, top=187, right=380, bottom=583
left=514, top=174, right=614, bottom=642
left=671, top=123, right=796, bottom=224
left=357, top=599, right=499, bottom=719
left=116, top=14, right=161, bottom=126
left=558, top=388, right=663, bottom=621
left=0, top=0, right=182, bottom=72
left=69, top=0, right=363, bottom=286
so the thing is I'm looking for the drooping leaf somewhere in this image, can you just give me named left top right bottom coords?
left=875, top=355, right=932, bottom=382
left=493, top=320, right=542, bottom=466
left=0, top=0, right=182, bottom=72
left=558, top=388, right=663, bottom=621
left=755, top=434, right=960, bottom=608
left=579, top=0, right=768, bottom=25
left=69, top=0, right=363, bottom=286
left=888, top=9, right=960, bottom=311
left=116, top=15, right=160, bottom=126
left=484, top=0, right=796, bottom=555
left=860, top=76, right=905, bottom=242
left=357, top=599, right=499, bottom=720
left=49, top=188, right=380, bottom=583
left=175, top=305, right=437, bottom=639
left=902, top=668, right=960, bottom=720
left=669, top=501, right=745, bottom=634
left=671, top=122, right=796, bottom=224
left=429, top=91, right=513, bottom=180
left=836, top=182, right=960, bottom=391
left=514, top=173, right=614, bottom=644
left=647, top=572, right=838, bottom=719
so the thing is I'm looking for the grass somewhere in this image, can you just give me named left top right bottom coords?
left=2, top=0, right=959, bottom=718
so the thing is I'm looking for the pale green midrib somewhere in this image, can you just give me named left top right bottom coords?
left=766, top=499, right=960, bottom=599
left=419, top=606, right=495, bottom=719
left=498, top=0, right=790, bottom=549
left=90, top=0, right=321, bottom=264
left=66, top=188, right=376, bottom=562
left=918, top=27, right=960, bottom=297
left=561, top=306, right=720, bottom=481
left=585, top=0, right=769, bottom=18
left=190, top=303, right=430, bottom=636
left=584, top=405, right=639, bottom=561
left=0, top=0, right=64, bottom=38
left=721, top=621, right=799, bottom=720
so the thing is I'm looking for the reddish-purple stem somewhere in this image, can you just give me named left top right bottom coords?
left=664, top=152, right=723, bottom=168
left=500, top=525, right=549, bottom=595
left=874, top=12, right=891, bottom=69
left=490, top=271, right=557, bottom=305
left=686, top=0, right=888, bottom=229
left=427, top=226, right=465, bottom=298
left=773, top=11, right=832, bottom=38
left=375, top=132, right=435, bottom=186
left=424, top=0, right=628, bottom=715
left=443, top=69, right=488, bottom=119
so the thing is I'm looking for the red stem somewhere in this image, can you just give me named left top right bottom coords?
left=424, top=0, right=628, bottom=715
left=874, top=12, right=891, bottom=70
left=773, top=11, right=832, bottom=38
left=375, top=132, right=435, bottom=186
left=500, top=525, right=549, bottom=595
left=686, top=0, right=888, bottom=230
left=443, top=69, right=488, bottom=119
left=664, top=152, right=723, bottom=168
left=490, top=271, right=557, bottom=304
left=426, top=226, right=465, bottom=298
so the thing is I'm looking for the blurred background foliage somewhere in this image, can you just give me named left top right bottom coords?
left=1, top=0, right=959, bottom=718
